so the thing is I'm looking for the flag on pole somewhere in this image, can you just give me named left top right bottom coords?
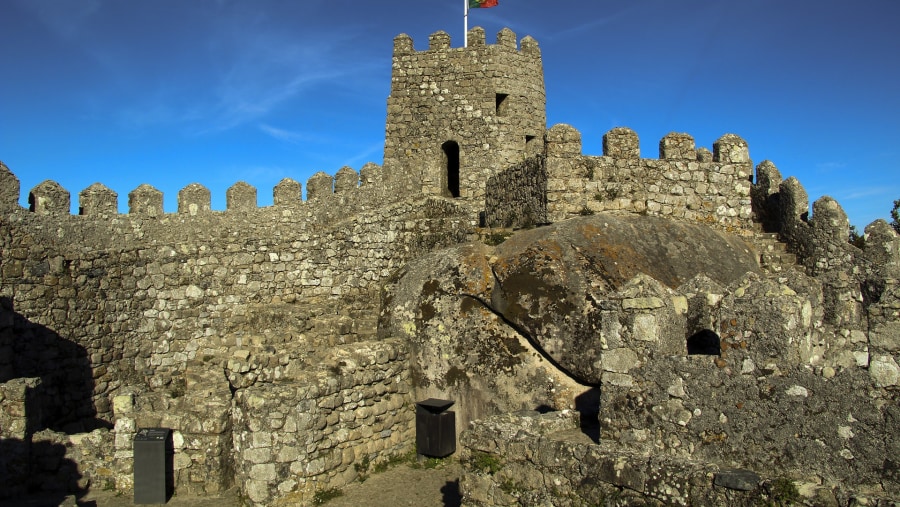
left=465, top=0, right=498, bottom=47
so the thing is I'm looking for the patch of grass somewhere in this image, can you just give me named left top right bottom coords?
left=500, top=479, right=524, bottom=495
left=423, top=456, right=445, bottom=469
left=758, top=477, right=801, bottom=506
left=409, top=454, right=447, bottom=470
left=578, top=206, right=594, bottom=216
left=471, top=451, right=502, bottom=475
left=312, top=487, right=344, bottom=504
left=354, top=455, right=371, bottom=482
left=363, top=450, right=418, bottom=476
left=771, top=477, right=801, bottom=505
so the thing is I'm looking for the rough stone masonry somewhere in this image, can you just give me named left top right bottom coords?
left=1, top=26, right=898, bottom=506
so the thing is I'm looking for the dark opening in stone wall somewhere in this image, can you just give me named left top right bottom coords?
left=496, top=93, right=509, bottom=117
left=687, top=329, right=721, bottom=356
left=442, top=141, right=460, bottom=198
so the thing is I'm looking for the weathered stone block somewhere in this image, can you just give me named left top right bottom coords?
left=602, top=348, right=640, bottom=374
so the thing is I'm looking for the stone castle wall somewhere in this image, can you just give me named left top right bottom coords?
left=231, top=339, right=414, bottom=505
left=0, top=339, right=414, bottom=503
left=0, top=161, right=475, bottom=426
left=485, top=125, right=754, bottom=232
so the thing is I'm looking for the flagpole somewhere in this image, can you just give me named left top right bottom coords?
left=464, top=0, right=469, bottom=47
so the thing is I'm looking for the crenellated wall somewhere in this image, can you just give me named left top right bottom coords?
left=0, top=161, right=476, bottom=425
left=750, top=160, right=900, bottom=363
left=484, top=125, right=754, bottom=231
left=15, top=160, right=387, bottom=221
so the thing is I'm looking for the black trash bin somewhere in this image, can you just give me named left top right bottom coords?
left=134, top=427, right=174, bottom=504
left=416, top=398, right=456, bottom=458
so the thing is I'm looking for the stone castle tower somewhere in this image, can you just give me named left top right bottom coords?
left=382, top=27, right=546, bottom=201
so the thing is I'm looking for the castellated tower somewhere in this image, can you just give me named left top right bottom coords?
left=382, top=27, right=546, bottom=202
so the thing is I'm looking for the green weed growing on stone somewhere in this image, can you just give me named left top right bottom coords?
left=354, top=455, right=371, bottom=482
left=500, top=478, right=525, bottom=495
left=759, top=477, right=801, bottom=506
left=364, top=449, right=417, bottom=475
left=408, top=454, right=447, bottom=470
left=471, top=451, right=502, bottom=475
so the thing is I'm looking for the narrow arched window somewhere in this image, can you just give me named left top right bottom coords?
left=442, top=141, right=460, bottom=198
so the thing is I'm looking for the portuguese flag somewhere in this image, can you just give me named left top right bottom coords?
left=469, top=0, right=498, bottom=7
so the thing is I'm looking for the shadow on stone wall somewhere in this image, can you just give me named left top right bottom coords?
left=0, top=297, right=107, bottom=433
left=575, top=387, right=600, bottom=444
left=0, top=297, right=103, bottom=503
left=0, top=439, right=90, bottom=505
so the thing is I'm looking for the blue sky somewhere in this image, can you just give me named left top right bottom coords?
left=2, top=0, right=898, bottom=228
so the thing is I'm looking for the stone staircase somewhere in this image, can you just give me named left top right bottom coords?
left=751, top=229, right=798, bottom=273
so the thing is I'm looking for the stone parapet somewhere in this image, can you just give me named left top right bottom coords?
left=485, top=126, right=754, bottom=231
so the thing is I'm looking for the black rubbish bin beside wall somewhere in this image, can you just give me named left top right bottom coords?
left=134, top=427, right=174, bottom=504
left=415, top=398, right=456, bottom=458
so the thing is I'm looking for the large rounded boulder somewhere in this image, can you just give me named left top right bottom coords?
left=379, top=214, right=761, bottom=427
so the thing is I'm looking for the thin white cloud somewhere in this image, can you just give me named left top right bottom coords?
left=259, top=124, right=307, bottom=144
left=841, top=187, right=898, bottom=200
left=341, top=142, right=385, bottom=168
left=105, top=4, right=380, bottom=136
left=258, top=124, right=342, bottom=146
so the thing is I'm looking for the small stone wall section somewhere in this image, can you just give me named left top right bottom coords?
left=752, top=161, right=900, bottom=277
left=483, top=155, right=546, bottom=228
left=232, top=339, right=414, bottom=506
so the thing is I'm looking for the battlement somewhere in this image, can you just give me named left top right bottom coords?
left=0, top=160, right=385, bottom=219
left=544, top=124, right=747, bottom=164
left=392, top=27, right=540, bottom=58
left=485, top=124, right=754, bottom=231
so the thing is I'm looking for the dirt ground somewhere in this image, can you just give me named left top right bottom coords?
left=322, top=461, right=463, bottom=507
left=0, top=460, right=463, bottom=507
